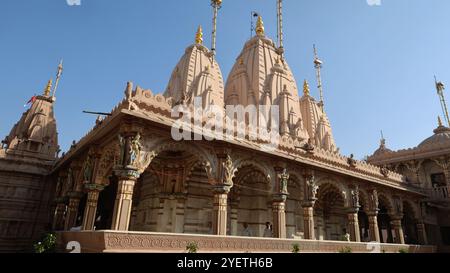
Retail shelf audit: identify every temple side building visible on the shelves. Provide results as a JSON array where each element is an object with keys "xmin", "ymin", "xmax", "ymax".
[{"xmin": 0, "ymin": 77, "xmax": 60, "ymax": 252}]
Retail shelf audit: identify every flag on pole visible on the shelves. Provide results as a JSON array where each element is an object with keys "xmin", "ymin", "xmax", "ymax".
[{"xmin": 24, "ymin": 95, "xmax": 37, "ymax": 107}]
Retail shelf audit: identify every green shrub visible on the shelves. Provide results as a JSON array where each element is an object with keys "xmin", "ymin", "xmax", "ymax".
[
  {"xmin": 186, "ymin": 242, "xmax": 199, "ymax": 253},
  {"xmin": 292, "ymin": 244, "xmax": 300, "ymax": 253},
  {"xmin": 338, "ymin": 246, "xmax": 353, "ymax": 253},
  {"xmin": 398, "ymin": 248, "xmax": 409, "ymax": 254},
  {"xmin": 34, "ymin": 233, "xmax": 57, "ymax": 253}
]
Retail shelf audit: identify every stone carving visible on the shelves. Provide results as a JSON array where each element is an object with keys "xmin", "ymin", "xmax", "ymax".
[
  {"xmin": 67, "ymin": 168, "xmax": 74, "ymax": 192},
  {"xmin": 118, "ymin": 133, "xmax": 143, "ymax": 168},
  {"xmin": 222, "ymin": 155, "xmax": 233, "ymax": 186},
  {"xmin": 369, "ymin": 189, "xmax": 379, "ymax": 211},
  {"xmin": 393, "ymin": 197, "xmax": 403, "ymax": 215},
  {"xmin": 279, "ymin": 169, "xmax": 289, "ymax": 195},
  {"xmin": 350, "ymin": 186, "xmax": 360, "ymax": 209},
  {"xmin": 380, "ymin": 165, "xmax": 389, "ymax": 177},
  {"xmin": 130, "ymin": 133, "xmax": 142, "ymax": 167},
  {"xmin": 83, "ymin": 153, "xmax": 94, "ymax": 183},
  {"xmin": 305, "ymin": 175, "xmax": 319, "ymax": 201}
]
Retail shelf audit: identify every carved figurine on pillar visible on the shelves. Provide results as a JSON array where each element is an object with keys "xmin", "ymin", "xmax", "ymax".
[
  {"xmin": 111, "ymin": 131, "xmax": 143, "ymax": 231},
  {"xmin": 272, "ymin": 168, "xmax": 290, "ymax": 239},
  {"xmin": 367, "ymin": 189, "xmax": 381, "ymax": 243},
  {"xmin": 348, "ymin": 186, "xmax": 361, "ymax": 242},
  {"xmin": 212, "ymin": 153, "xmax": 233, "ymax": 236},
  {"xmin": 302, "ymin": 171, "xmax": 318, "ymax": 240}
]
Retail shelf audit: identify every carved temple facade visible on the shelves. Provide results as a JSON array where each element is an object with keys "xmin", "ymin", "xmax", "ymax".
[{"xmin": 1, "ymin": 16, "xmax": 448, "ymax": 253}]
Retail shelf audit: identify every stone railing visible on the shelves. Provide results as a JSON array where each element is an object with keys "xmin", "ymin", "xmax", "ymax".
[
  {"xmin": 427, "ymin": 186, "xmax": 449, "ymax": 200},
  {"xmin": 57, "ymin": 231, "xmax": 436, "ymax": 253}
]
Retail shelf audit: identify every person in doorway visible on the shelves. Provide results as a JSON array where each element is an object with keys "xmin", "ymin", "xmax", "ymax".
[
  {"xmin": 263, "ymin": 222, "xmax": 273, "ymax": 238},
  {"xmin": 341, "ymin": 228, "xmax": 351, "ymax": 242},
  {"xmin": 242, "ymin": 222, "xmax": 253, "ymax": 237}
]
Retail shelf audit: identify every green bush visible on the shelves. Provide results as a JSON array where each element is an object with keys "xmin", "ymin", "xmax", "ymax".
[
  {"xmin": 186, "ymin": 242, "xmax": 199, "ymax": 253},
  {"xmin": 34, "ymin": 233, "xmax": 57, "ymax": 253},
  {"xmin": 338, "ymin": 246, "xmax": 353, "ymax": 253},
  {"xmin": 398, "ymin": 248, "xmax": 409, "ymax": 254},
  {"xmin": 292, "ymin": 244, "xmax": 300, "ymax": 253}
]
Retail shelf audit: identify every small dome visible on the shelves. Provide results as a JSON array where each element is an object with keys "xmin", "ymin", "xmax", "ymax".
[
  {"xmin": 164, "ymin": 28, "xmax": 224, "ymax": 109},
  {"xmin": 418, "ymin": 125, "xmax": 450, "ymax": 148}
]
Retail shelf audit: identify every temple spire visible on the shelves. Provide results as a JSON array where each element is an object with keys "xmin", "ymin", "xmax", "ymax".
[
  {"xmin": 195, "ymin": 25, "xmax": 203, "ymax": 45},
  {"xmin": 438, "ymin": 116, "xmax": 444, "ymax": 127},
  {"xmin": 303, "ymin": 80, "xmax": 310, "ymax": 97},
  {"xmin": 256, "ymin": 16, "xmax": 265, "ymax": 36},
  {"xmin": 51, "ymin": 59, "xmax": 63, "ymax": 101},
  {"xmin": 44, "ymin": 79, "xmax": 53, "ymax": 97}
]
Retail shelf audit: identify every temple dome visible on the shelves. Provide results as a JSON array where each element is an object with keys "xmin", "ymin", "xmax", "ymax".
[
  {"xmin": 418, "ymin": 123, "xmax": 450, "ymax": 148},
  {"xmin": 164, "ymin": 27, "xmax": 224, "ymax": 109}
]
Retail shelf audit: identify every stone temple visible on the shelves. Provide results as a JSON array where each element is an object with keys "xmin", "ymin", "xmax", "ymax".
[{"xmin": 0, "ymin": 2, "xmax": 449, "ymax": 253}]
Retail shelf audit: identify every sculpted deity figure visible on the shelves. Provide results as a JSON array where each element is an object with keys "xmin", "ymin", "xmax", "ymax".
[
  {"xmin": 222, "ymin": 155, "xmax": 233, "ymax": 186},
  {"xmin": 279, "ymin": 169, "xmax": 289, "ymax": 194},
  {"xmin": 83, "ymin": 154, "xmax": 94, "ymax": 183},
  {"xmin": 306, "ymin": 175, "xmax": 318, "ymax": 201},
  {"xmin": 67, "ymin": 168, "xmax": 74, "ymax": 192},
  {"xmin": 350, "ymin": 187, "xmax": 360, "ymax": 209},
  {"xmin": 129, "ymin": 133, "xmax": 142, "ymax": 167},
  {"xmin": 370, "ymin": 189, "xmax": 379, "ymax": 211}
]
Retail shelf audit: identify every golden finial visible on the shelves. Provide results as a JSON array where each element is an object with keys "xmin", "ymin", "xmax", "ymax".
[
  {"xmin": 303, "ymin": 80, "xmax": 310, "ymax": 96},
  {"xmin": 438, "ymin": 116, "xmax": 443, "ymax": 127},
  {"xmin": 44, "ymin": 79, "xmax": 53, "ymax": 96},
  {"xmin": 195, "ymin": 25, "xmax": 203, "ymax": 45},
  {"xmin": 256, "ymin": 16, "xmax": 265, "ymax": 36}
]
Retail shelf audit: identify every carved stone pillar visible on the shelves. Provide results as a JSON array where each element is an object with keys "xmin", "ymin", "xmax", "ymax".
[
  {"xmin": 348, "ymin": 209, "xmax": 361, "ymax": 242},
  {"xmin": 64, "ymin": 191, "xmax": 84, "ymax": 230},
  {"xmin": 111, "ymin": 168, "xmax": 140, "ymax": 231},
  {"xmin": 348, "ymin": 186, "xmax": 361, "ymax": 242},
  {"xmin": 229, "ymin": 200, "xmax": 239, "ymax": 236},
  {"xmin": 212, "ymin": 186, "xmax": 229, "ymax": 236},
  {"xmin": 272, "ymin": 195, "xmax": 287, "ymax": 238},
  {"xmin": 52, "ymin": 199, "xmax": 67, "ymax": 230},
  {"xmin": 390, "ymin": 216, "xmax": 405, "ymax": 244},
  {"xmin": 82, "ymin": 184, "xmax": 104, "ymax": 231},
  {"xmin": 302, "ymin": 203, "xmax": 315, "ymax": 240},
  {"xmin": 367, "ymin": 211, "xmax": 381, "ymax": 243},
  {"xmin": 416, "ymin": 221, "xmax": 428, "ymax": 245}
]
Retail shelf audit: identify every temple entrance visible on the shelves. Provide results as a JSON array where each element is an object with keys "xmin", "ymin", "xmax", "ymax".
[
  {"xmin": 95, "ymin": 175, "xmax": 118, "ymax": 230},
  {"xmin": 231, "ymin": 164, "xmax": 271, "ymax": 238},
  {"xmin": 130, "ymin": 149, "xmax": 213, "ymax": 235},
  {"xmin": 285, "ymin": 175, "xmax": 304, "ymax": 239},
  {"xmin": 358, "ymin": 207, "xmax": 370, "ymax": 242},
  {"xmin": 314, "ymin": 183, "xmax": 347, "ymax": 241},
  {"xmin": 402, "ymin": 201, "xmax": 418, "ymax": 244},
  {"xmin": 377, "ymin": 198, "xmax": 393, "ymax": 243}
]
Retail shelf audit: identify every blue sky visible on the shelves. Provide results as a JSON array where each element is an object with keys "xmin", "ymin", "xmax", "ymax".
[{"xmin": 1, "ymin": 0, "xmax": 449, "ymax": 159}]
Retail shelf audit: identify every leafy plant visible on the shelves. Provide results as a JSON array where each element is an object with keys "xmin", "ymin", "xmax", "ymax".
[
  {"xmin": 338, "ymin": 246, "xmax": 353, "ymax": 253},
  {"xmin": 398, "ymin": 248, "xmax": 409, "ymax": 254},
  {"xmin": 34, "ymin": 233, "xmax": 57, "ymax": 253},
  {"xmin": 292, "ymin": 244, "xmax": 300, "ymax": 253},
  {"xmin": 186, "ymin": 242, "xmax": 199, "ymax": 253}
]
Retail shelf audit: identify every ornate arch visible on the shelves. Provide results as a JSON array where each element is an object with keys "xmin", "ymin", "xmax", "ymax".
[
  {"xmin": 232, "ymin": 157, "xmax": 274, "ymax": 186},
  {"xmin": 358, "ymin": 188, "xmax": 370, "ymax": 210},
  {"xmin": 377, "ymin": 191, "xmax": 395, "ymax": 214},
  {"xmin": 315, "ymin": 176, "xmax": 349, "ymax": 207},
  {"xmin": 402, "ymin": 199, "xmax": 421, "ymax": 220},
  {"xmin": 138, "ymin": 137, "xmax": 218, "ymax": 183}
]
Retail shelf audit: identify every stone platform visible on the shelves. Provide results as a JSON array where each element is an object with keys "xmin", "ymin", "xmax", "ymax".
[{"xmin": 57, "ymin": 231, "xmax": 436, "ymax": 253}]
